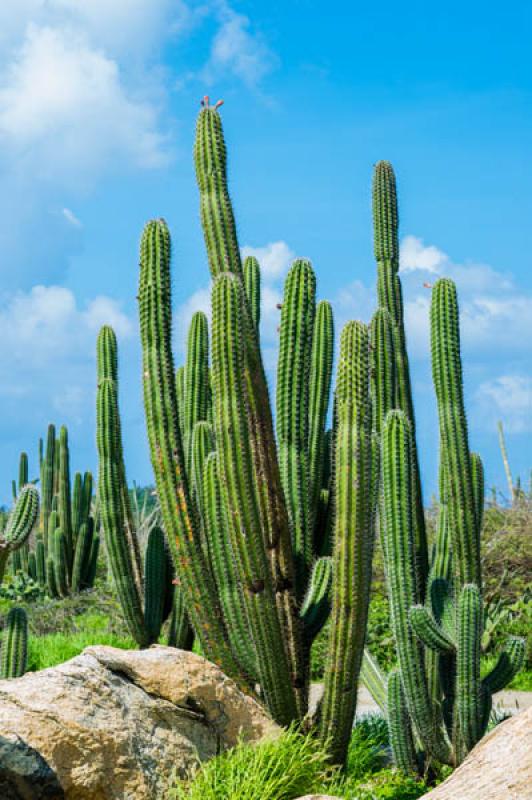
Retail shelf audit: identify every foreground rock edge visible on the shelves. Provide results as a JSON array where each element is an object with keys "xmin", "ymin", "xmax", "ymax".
[{"xmin": 0, "ymin": 645, "xmax": 279, "ymax": 800}]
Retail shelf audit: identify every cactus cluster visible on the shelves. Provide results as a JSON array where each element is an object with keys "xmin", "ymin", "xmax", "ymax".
[
  {"xmin": 96, "ymin": 100, "xmax": 377, "ymax": 760},
  {"xmin": 371, "ymin": 163, "xmax": 525, "ymax": 772},
  {"xmin": 95, "ymin": 103, "xmax": 524, "ymax": 769},
  {"xmin": 9, "ymin": 428, "xmax": 98, "ymax": 597},
  {"xmin": 96, "ymin": 326, "xmax": 187, "ymax": 649}
]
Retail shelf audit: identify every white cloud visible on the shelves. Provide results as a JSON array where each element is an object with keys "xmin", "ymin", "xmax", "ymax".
[
  {"xmin": 202, "ymin": 0, "xmax": 278, "ymax": 87},
  {"xmin": 62, "ymin": 207, "xmax": 82, "ymax": 227},
  {"xmin": 0, "ymin": 285, "xmax": 132, "ymax": 370},
  {"xmin": 396, "ymin": 235, "xmax": 532, "ymax": 358},
  {"xmin": 475, "ymin": 375, "xmax": 532, "ymax": 433},
  {"xmin": 241, "ymin": 241, "xmax": 295, "ymax": 282},
  {"xmin": 0, "ymin": 25, "xmax": 169, "ymax": 182}
]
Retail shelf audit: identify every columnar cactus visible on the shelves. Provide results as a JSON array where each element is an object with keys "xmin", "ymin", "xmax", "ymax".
[
  {"xmin": 0, "ymin": 486, "xmax": 39, "ymax": 583},
  {"xmin": 96, "ymin": 326, "xmax": 175, "ymax": 648},
  {"xmin": 0, "ymin": 607, "xmax": 28, "ymax": 679},
  {"xmin": 376, "ymin": 264, "xmax": 525, "ymax": 770},
  {"xmin": 9, "ymin": 427, "xmax": 97, "ymax": 597}
]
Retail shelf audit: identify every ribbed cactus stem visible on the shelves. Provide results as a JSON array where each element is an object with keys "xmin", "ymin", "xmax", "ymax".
[
  {"xmin": 97, "ymin": 326, "xmax": 143, "ymax": 596},
  {"xmin": 190, "ymin": 421, "xmax": 215, "ymax": 524},
  {"xmin": 370, "ymin": 308, "xmax": 396, "ymax": 436},
  {"xmin": 456, "ymin": 584, "xmax": 482, "ymax": 751},
  {"xmin": 387, "ymin": 668, "xmax": 418, "ymax": 774},
  {"xmin": 194, "ymin": 107, "xmax": 242, "ymax": 279},
  {"xmin": 300, "ymin": 556, "xmax": 332, "ymax": 643},
  {"xmin": 319, "ymin": 321, "xmax": 375, "ymax": 765},
  {"xmin": 194, "ymin": 106, "xmax": 304, "ymax": 710},
  {"xmin": 72, "ymin": 471, "xmax": 83, "ymax": 542},
  {"xmin": 18, "ymin": 452, "xmax": 28, "ymax": 491},
  {"xmin": 41, "ymin": 424, "xmax": 55, "ymax": 554},
  {"xmin": 138, "ymin": 218, "xmax": 240, "ymax": 675},
  {"xmin": 0, "ymin": 486, "xmax": 39, "ymax": 583},
  {"xmin": 53, "ymin": 528, "xmax": 69, "ymax": 597},
  {"xmin": 381, "ymin": 410, "xmax": 449, "ymax": 763},
  {"xmin": 276, "ymin": 259, "xmax": 316, "ymax": 599},
  {"xmin": 243, "ymin": 255, "xmax": 261, "ymax": 330},
  {"xmin": 202, "ymin": 451, "xmax": 255, "ymax": 681},
  {"xmin": 373, "ymin": 161, "xmax": 428, "ymax": 597},
  {"xmin": 71, "ymin": 521, "xmax": 93, "ymax": 593},
  {"xmin": 308, "ymin": 300, "xmax": 334, "ymax": 536},
  {"xmin": 431, "ymin": 279, "xmax": 479, "ymax": 589},
  {"xmin": 184, "ymin": 312, "xmax": 210, "ymax": 472},
  {"xmin": 58, "ymin": 426, "xmax": 73, "ymax": 574},
  {"xmin": 96, "ymin": 376, "xmax": 148, "ymax": 647},
  {"xmin": 1, "ymin": 607, "xmax": 28, "ymax": 679},
  {"xmin": 144, "ymin": 526, "xmax": 167, "ymax": 643},
  {"xmin": 212, "ymin": 272, "xmax": 298, "ymax": 724}
]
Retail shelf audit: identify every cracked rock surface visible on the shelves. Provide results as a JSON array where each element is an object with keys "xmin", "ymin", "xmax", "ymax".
[{"xmin": 0, "ymin": 645, "xmax": 279, "ymax": 800}]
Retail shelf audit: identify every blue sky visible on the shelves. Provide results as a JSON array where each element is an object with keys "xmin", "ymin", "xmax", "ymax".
[{"xmin": 0, "ymin": 0, "xmax": 530, "ymax": 503}]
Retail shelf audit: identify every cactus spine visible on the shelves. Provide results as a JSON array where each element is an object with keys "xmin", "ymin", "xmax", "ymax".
[{"xmin": 1, "ymin": 607, "xmax": 28, "ymax": 679}]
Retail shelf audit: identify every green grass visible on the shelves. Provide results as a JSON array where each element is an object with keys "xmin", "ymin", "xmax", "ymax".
[
  {"xmin": 27, "ymin": 621, "xmax": 135, "ymax": 671},
  {"xmin": 168, "ymin": 716, "xmax": 430, "ymax": 800}
]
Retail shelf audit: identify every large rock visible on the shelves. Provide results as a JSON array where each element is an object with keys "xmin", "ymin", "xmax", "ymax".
[
  {"xmin": 0, "ymin": 645, "xmax": 278, "ymax": 800},
  {"xmin": 420, "ymin": 705, "xmax": 532, "ymax": 799}
]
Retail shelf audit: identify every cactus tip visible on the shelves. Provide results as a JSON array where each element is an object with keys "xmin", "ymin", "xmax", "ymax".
[{"xmin": 214, "ymin": 99, "xmax": 224, "ymax": 109}]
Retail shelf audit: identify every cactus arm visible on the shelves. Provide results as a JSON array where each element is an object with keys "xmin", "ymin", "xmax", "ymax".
[
  {"xmin": 318, "ymin": 321, "xmax": 375, "ymax": 765},
  {"xmin": 409, "ymin": 605, "xmax": 456, "ymax": 653},
  {"xmin": 52, "ymin": 528, "xmax": 69, "ymax": 597},
  {"xmin": 470, "ymin": 452, "xmax": 484, "ymax": 550},
  {"xmin": 482, "ymin": 636, "xmax": 525, "ymax": 695},
  {"xmin": 0, "ymin": 608, "xmax": 28, "ymax": 679},
  {"xmin": 212, "ymin": 272, "xmax": 298, "ymax": 724},
  {"xmin": 300, "ymin": 556, "xmax": 332, "ymax": 644},
  {"xmin": 167, "ymin": 584, "xmax": 194, "ymax": 650},
  {"xmin": 138, "ymin": 219, "xmax": 242, "ymax": 675},
  {"xmin": 308, "ymin": 300, "xmax": 334, "ymax": 536},
  {"xmin": 276, "ymin": 259, "xmax": 316, "ymax": 598},
  {"xmin": 243, "ymin": 255, "xmax": 261, "ymax": 331},
  {"xmin": 387, "ymin": 668, "xmax": 418, "ymax": 774},
  {"xmin": 373, "ymin": 162, "xmax": 428, "ymax": 597},
  {"xmin": 456, "ymin": 584, "xmax": 483, "ymax": 752},
  {"xmin": 176, "ymin": 366, "xmax": 186, "ymax": 442},
  {"xmin": 71, "ymin": 472, "xmax": 83, "ymax": 544}
]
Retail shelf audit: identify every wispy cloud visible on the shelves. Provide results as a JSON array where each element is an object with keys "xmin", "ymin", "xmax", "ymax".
[
  {"xmin": 62, "ymin": 207, "xmax": 82, "ymax": 228},
  {"xmin": 475, "ymin": 375, "xmax": 532, "ymax": 434}
]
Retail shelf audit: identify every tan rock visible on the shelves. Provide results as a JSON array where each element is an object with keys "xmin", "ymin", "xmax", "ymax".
[
  {"xmin": 420, "ymin": 705, "xmax": 532, "ymax": 799},
  {"xmin": 0, "ymin": 645, "xmax": 279, "ymax": 800}
]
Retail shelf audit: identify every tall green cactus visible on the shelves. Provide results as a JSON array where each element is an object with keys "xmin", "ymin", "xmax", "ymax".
[
  {"xmin": 96, "ymin": 327, "xmax": 174, "ymax": 648},
  {"xmin": 378, "ymin": 274, "xmax": 525, "ymax": 772},
  {"xmin": 373, "ymin": 162, "xmax": 428, "ymax": 598},
  {"xmin": 1, "ymin": 607, "xmax": 28, "ymax": 679},
  {"xmin": 318, "ymin": 321, "xmax": 376, "ymax": 763}
]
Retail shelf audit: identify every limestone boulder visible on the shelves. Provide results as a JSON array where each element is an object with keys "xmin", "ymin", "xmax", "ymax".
[
  {"xmin": 0, "ymin": 645, "xmax": 278, "ymax": 800},
  {"xmin": 420, "ymin": 704, "xmax": 532, "ymax": 799}
]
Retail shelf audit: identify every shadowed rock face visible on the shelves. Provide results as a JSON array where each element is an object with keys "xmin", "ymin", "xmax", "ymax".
[
  {"xmin": 0, "ymin": 736, "xmax": 64, "ymax": 799},
  {"xmin": 0, "ymin": 645, "xmax": 279, "ymax": 800}
]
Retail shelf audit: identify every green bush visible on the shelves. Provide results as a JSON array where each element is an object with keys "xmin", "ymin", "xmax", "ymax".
[{"xmin": 330, "ymin": 769, "xmax": 429, "ymax": 800}]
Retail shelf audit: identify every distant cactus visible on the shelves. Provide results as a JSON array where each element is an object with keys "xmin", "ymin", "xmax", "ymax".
[
  {"xmin": 8, "ymin": 427, "xmax": 96, "ymax": 597},
  {"xmin": 1, "ymin": 607, "xmax": 28, "ymax": 679}
]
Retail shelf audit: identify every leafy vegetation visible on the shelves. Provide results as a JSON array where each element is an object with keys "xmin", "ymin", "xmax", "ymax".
[{"xmin": 168, "ymin": 719, "xmax": 430, "ymax": 800}]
